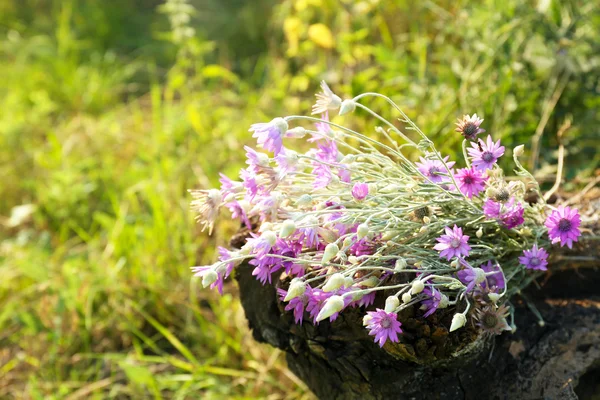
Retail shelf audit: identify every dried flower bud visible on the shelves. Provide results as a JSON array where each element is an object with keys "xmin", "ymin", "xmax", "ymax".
[
  {"xmin": 339, "ymin": 99, "xmax": 356, "ymax": 115},
  {"xmin": 323, "ymin": 272, "xmax": 345, "ymax": 292},
  {"xmin": 295, "ymin": 194, "xmax": 313, "ymax": 207},
  {"xmin": 402, "ymin": 292, "xmax": 412, "ymax": 304},
  {"xmin": 363, "ymin": 314, "xmax": 373, "ymax": 326},
  {"xmin": 385, "ymin": 296, "xmax": 400, "ymax": 313},
  {"xmin": 342, "ymin": 237, "xmax": 354, "ymax": 249},
  {"xmin": 394, "ymin": 258, "xmax": 407, "ymax": 271},
  {"xmin": 201, "ymin": 270, "xmax": 218, "ymax": 288},
  {"xmin": 411, "ymin": 280, "xmax": 425, "ymax": 295},
  {"xmin": 449, "ymin": 313, "xmax": 467, "ymax": 332},
  {"xmin": 316, "ymin": 295, "xmax": 345, "ymax": 321},
  {"xmin": 450, "ymin": 260, "xmax": 459, "ymax": 268},
  {"xmin": 357, "ymin": 223, "xmax": 369, "ymax": 239},
  {"xmin": 322, "ymin": 243, "xmax": 340, "ymax": 264},
  {"xmin": 279, "ymin": 220, "xmax": 296, "ymax": 238},
  {"xmin": 284, "ymin": 279, "xmax": 306, "ymax": 301}
]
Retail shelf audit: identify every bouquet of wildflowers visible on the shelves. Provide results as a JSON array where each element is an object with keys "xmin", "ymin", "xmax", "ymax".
[{"xmin": 191, "ymin": 82, "xmax": 582, "ymax": 348}]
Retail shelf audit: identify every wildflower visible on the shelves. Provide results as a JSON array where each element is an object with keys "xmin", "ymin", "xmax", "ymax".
[
  {"xmin": 500, "ymin": 201, "xmax": 524, "ymax": 229},
  {"xmin": 475, "ymin": 305, "xmax": 511, "ymax": 336},
  {"xmin": 284, "ymin": 278, "xmax": 307, "ymax": 301},
  {"xmin": 190, "ymin": 188, "xmax": 222, "ymax": 234},
  {"xmin": 480, "ymin": 261, "xmax": 505, "ymax": 292},
  {"xmin": 192, "ymin": 265, "xmax": 226, "ymax": 294},
  {"xmin": 250, "ymin": 117, "xmax": 288, "ymax": 155},
  {"xmin": 384, "ymin": 296, "xmax": 400, "ymax": 313},
  {"xmin": 312, "ymin": 81, "xmax": 342, "ymax": 115},
  {"xmin": 455, "ymin": 114, "xmax": 485, "ymax": 141},
  {"xmin": 279, "ymin": 220, "xmax": 297, "ymax": 238},
  {"xmin": 434, "ymin": 225, "xmax": 471, "ymax": 260},
  {"xmin": 410, "ymin": 279, "xmax": 425, "ymax": 295},
  {"xmin": 421, "ymin": 287, "xmax": 442, "ymax": 318},
  {"xmin": 278, "ymin": 288, "xmax": 309, "ymax": 324},
  {"xmin": 457, "ymin": 263, "xmax": 486, "ymax": 293},
  {"xmin": 449, "ymin": 313, "xmax": 467, "ymax": 332},
  {"xmin": 352, "ymin": 182, "xmax": 369, "ymax": 201},
  {"xmin": 518, "ymin": 244, "xmax": 549, "ymax": 271},
  {"xmin": 467, "ymin": 135, "xmax": 505, "ymax": 171},
  {"xmin": 321, "ymin": 243, "xmax": 340, "ymax": 264},
  {"xmin": 316, "ymin": 295, "xmax": 346, "ymax": 322},
  {"xmin": 274, "ymin": 148, "xmax": 299, "ymax": 175},
  {"xmin": 415, "ymin": 156, "xmax": 455, "ymax": 184},
  {"xmin": 350, "ymin": 291, "xmax": 376, "ymax": 308},
  {"xmin": 544, "ymin": 206, "xmax": 581, "ymax": 249},
  {"xmin": 365, "ymin": 309, "xmax": 403, "ymax": 347},
  {"xmin": 513, "ymin": 144, "xmax": 525, "ymax": 157},
  {"xmin": 455, "ymin": 167, "xmax": 487, "ymax": 198},
  {"xmin": 339, "ymin": 99, "xmax": 356, "ymax": 115},
  {"xmin": 323, "ymin": 272, "xmax": 345, "ymax": 292}
]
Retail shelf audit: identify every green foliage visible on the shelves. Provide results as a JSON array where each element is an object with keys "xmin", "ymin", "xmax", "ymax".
[{"xmin": 0, "ymin": 0, "xmax": 597, "ymax": 397}]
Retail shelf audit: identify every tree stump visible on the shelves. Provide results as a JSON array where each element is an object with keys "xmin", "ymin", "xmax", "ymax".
[{"xmin": 234, "ymin": 191, "xmax": 600, "ymax": 399}]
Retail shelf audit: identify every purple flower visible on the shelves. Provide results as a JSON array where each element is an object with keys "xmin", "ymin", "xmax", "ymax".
[
  {"xmin": 306, "ymin": 288, "xmax": 351, "ymax": 324},
  {"xmin": 278, "ymin": 288, "xmax": 309, "ymax": 324},
  {"xmin": 250, "ymin": 117, "xmax": 288, "ymax": 155},
  {"xmin": 455, "ymin": 114, "xmax": 485, "ymax": 141},
  {"xmin": 519, "ymin": 244, "xmax": 549, "ymax": 271},
  {"xmin": 249, "ymin": 239, "xmax": 302, "ymax": 284},
  {"xmin": 365, "ymin": 309, "xmax": 403, "ymax": 347},
  {"xmin": 350, "ymin": 291, "xmax": 376, "ymax": 308},
  {"xmin": 545, "ymin": 206, "xmax": 581, "ymax": 249},
  {"xmin": 480, "ymin": 261, "xmax": 505, "ymax": 292},
  {"xmin": 352, "ymin": 182, "xmax": 369, "ymax": 200},
  {"xmin": 192, "ymin": 265, "xmax": 225, "ymax": 294},
  {"xmin": 415, "ymin": 156, "xmax": 455, "ymax": 184},
  {"xmin": 483, "ymin": 198, "xmax": 502, "ymax": 219},
  {"xmin": 421, "ymin": 287, "xmax": 442, "ymax": 318},
  {"xmin": 434, "ymin": 225, "xmax": 471, "ymax": 260},
  {"xmin": 456, "ymin": 262, "xmax": 484, "ymax": 293},
  {"xmin": 500, "ymin": 201, "xmax": 524, "ymax": 229},
  {"xmin": 455, "ymin": 167, "xmax": 487, "ymax": 198},
  {"xmin": 467, "ymin": 135, "xmax": 505, "ymax": 171}
]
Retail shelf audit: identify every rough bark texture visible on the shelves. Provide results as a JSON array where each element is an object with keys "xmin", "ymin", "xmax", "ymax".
[{"xmin": 235, "ymin": 192, "xmax": 600, "ymax": 399}]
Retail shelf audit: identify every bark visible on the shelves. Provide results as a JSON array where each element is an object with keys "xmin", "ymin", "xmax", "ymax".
[{"xmin": 235, "ymin": 192, "xmax": 600, "ymax": 400}]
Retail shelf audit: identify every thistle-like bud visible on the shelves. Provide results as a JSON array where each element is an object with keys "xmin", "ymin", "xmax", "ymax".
[
  {"xmin": 385, "ymin": 296, "xmax": 400, "ymax": 313},
  {"xmin": 323, "ymin": 273, "xmax": 345, "ymax": 292},
  {"xmin": 316, "ymin": 295, "xmax": 345, "ymax": 321},
  {"xmin": 322, "ymin": 243, "xmax": 339, "ymax": 264},
  {"xmin": 339, "ymin": 99, "xmax": 357, "ymax": 115},
  {"xmin": 394, "ymin": 258, "xmax": 407, "ymax": 272},
  {"xmin": 402, "ymin": 292, "xmax": 412, "ymax": 304},
  {"xmin": 411, "ymin": 280, "xmax": 425, "ymax": 295},
  {"xmin": 279, "ymin": 220, "xmax": 296, "ymax": 238},
  {"xmin": 513, "ymin": 144, "xmax": 525, "ymax": 157},
  {"xmin": 449, "ymin": 313, "xmax": 467, "ymax": 332},
  {"xmin": 201, "ymin": 270, "xmax": 218, "ymax": 288},
  {"xmin": 476, "ymin": 227, "xmax": 483, "ymax": 238},
  {"xmin": 284, "ymin": 279, "xmax": 306, "ymax": 301},
  {"xmin": 357, "ymin": 223, "xmax": 369, "ymax": 240}
]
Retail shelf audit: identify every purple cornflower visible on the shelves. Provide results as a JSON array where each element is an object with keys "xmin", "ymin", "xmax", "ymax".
[
  {"xmin": 455, "ymin": 167, "xmax": 487, "ymax": 198},
  {"xmin": 278, "ymin": 287, "xmax": 309, "ymax": 324},
  {"xmin": 416, "ymin": 156, "xmax": 455, "ymax": 184},
  {"xmin": 434, "ymin": 225, "xmax": 471, "ymax": 260},
  {"xmin": 519, "ymin": 244, "xmax": 549, "ymax": 271},
  {"xmin": 455, "ymin": 114, "xmax": 485, "ymax": 141},
  {"xmin": 545, "ymin": 206, "xmax": 581, "ymax": 249},
  {"xmin": 365, "ymin": 309, "xmax": 403, "ymax": 347},
  {"xmin": 250, "ymin": 117, "xmax": 288, "ymax": 156},
  {"xmin": 467, "ymin": 135, "xmax": 505, "ymax": 171},
  {"xmin": 352, "ymin": 182, "xmax": 369, "ymax": 200},
  {"xmin": 480, "ymin": 261, "xmax": 505, "ymax": 292},
  {"xmin": 421, "ymin": 287, "xmax": 442, "ymax": 318}
]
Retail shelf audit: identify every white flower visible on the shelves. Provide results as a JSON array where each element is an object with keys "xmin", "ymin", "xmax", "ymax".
[
  {"xmin": 312, "ymin": 81, "xmax": 342, "ymax": 115},
  {"xmin": 190, "ymin": 188, "xmax": 222, "ymax": 234}
]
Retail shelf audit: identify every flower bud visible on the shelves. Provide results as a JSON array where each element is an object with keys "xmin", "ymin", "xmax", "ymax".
[
  {"xmin": 339, "ymin": 99, "xmax": 356, "ymax": 115},
  {"xmin": 342, "ymin": 237, "xmax": 353, "ymax": 249},
  {"xmin": 357, "ymin": 223, "xmax": 369, "ymax": 240},
  {"xmin": 488, "ymin": 293, "xmax": 501, "ymax": 304},
  {"xmin": 476, "ymin": 227, "xmax": 483, "ymax": 238},
  {"xmin": 318, "ymin": 228, "xmax": 338, "ymax": 244},
  {"xmin": 449, "ymin": 313, "xmax": 467, "ymax": 332},
  {"xmin": 450, "ymin": 260, "xmax": 459, "ymax": 268},
  {"xmin": 284, "ymin": 279, "xmax": 306, "ymax": 301},
  {"xmin": 385, "ymin": 296, "xmax": 400, "ymax": 313},
  {"xmin": 272, "ymin": 117, "xmax": 289, "ymax": 135},
  {"xmin": 394, "ymin": 258, "xmax": 407, "ymax": 272},
  {"xmin": 343, "ymin": 276, "xmax": 354, "ymax": 288},
  {"xmin": 348, "ymin": 256, "xmax": 359, "ymax": 265},
  {"xmin": 368, "ymin": 183, "xmax": 378, "ymax": 195},
  {"xmin": 361, "ymin": 276, "xmax": 380, "ymax": 288},
  {"xmin": 473, "ymin": 268, "xmax": 486, "ymax": 284},
  {"xmin": 411, "ymin": 280, "xmax": 425, "ymax": 295},
  {"xmin": 322, "ymin": 243, "xmax": 340, "ymax": 264},
  {"xmin": 439, "ymin": 294, "xmax": 449, "ymax": 309},
  {"xmin": 295, "ymin": 194, "xmax": 313, "ymax": 207},
  {"xmin": 513, "ymin": 144, "xmax": 525, "ymax": 157},
  {"xmin": 316, "ymin": 295, "xmax": 345, "ymax": 321},
  {"xmin": 279, "ymin": 220, "xmax": 296, "ymax": 238},
  {"xmin": 261, "ymin": 231, "xmax": 277, "ymax": 246},
  {"xmin": 363, "ymin": 314, "xmax": 373, "ymax": 326},
  {"xmin": 201, "ymin": 270, "xmax": 218, "ymax": 288},
  {"xmin": 285, "ymin": 126, "xmax": 307, "ymax": 138},
  {"xmin": 423, "ymin": 216, "xmax": 431, "ymax": 224},
  {"xmin": 323, "ymin": 273, "xmax": 345, "ymax": 292},
  {"xmin": 419, "ymin": 226, "xmax": 428, "ymax": 233},
  {"xmin": 402, "ymin": 292, "xmax": 412, "ymax": 304}
]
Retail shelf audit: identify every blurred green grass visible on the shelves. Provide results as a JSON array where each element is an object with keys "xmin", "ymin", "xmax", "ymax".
[{"xmin": 0, "ymin": 0, "xmax": 598, "ymax": 398}]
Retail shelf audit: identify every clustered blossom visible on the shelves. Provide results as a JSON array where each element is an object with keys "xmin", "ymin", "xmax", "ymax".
[{"xmin": 190, "ymin": 82, "xmax": 584, "ymax": 348}]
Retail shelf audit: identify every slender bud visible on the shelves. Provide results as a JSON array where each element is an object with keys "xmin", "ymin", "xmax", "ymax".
[
  {"xmin": 339, "ymin": 99, "xmax": 356, "ymax": 115},
  {"xmin": 322, "ymin": 243, "xmax": 339, "ymax": 264},
  {"xmin": 201, "ymin": 270, "xmax": 218, "ymax": 288},
  {"xmin": 279, "ymin": 220, "xmax": 296, "ymax": 238},
  {"xmin": 449, "ymin": 313, "xmax": 467, "ymax": 332},
  {"xmin": 385, "ymin": 296, "xmax": 400, "ymax": 313},
  {"xmin": 284, "ymin": 279, "xmax": 306, "ymax": 301},
  {"xmin": 476, "ymin": 227, "xmax": 483, "ymax": 238},
  {"xmin": 394, "ymin": 258, "xmax": 407, "ymax": 272},
  {"xmin": 402, "ymin": 292, "xmax": 412, "ymax": 304},
  {"xmin": 316, "ymin": 295, "xmax": 345, "ymax": 321},
  {"xmin": 473, "ymin": 268, "xmax": 486, "ymax": 284},
  {"xmin": 513, "ymin": 144, "xmax": 525, "ymax": 157},
  {"xmin": 411, "ymin": 280, "xmax": 425, "ymax": 295},
  {"xmin": 342, "ymin": 237, "xmax": 353, "ymax": 249},
  {"xmin": 323, "ymin": 273, "xmax": 345, "ymax": 292},
  {"xmin": 419, "ymin": 226, "xmax": 427, "ymax": 233},
  {"xmin": 357, "ymin": 223, "xmax": 369, "ymax": 239}
]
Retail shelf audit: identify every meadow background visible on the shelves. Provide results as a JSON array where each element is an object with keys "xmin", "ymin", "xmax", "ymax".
[{"xmin": 0, "ymin": 0, "xmax": 598, "ymax": 398}]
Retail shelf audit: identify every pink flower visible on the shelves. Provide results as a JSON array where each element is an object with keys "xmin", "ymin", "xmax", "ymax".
[
  {"xmin": 455, "ymin": 167, "xmax": 487, "ymax": 198},
  {"xmin": 365, "ymin": 309, "xmax": 403, "ymax": 347},
  {"xmin": 545, "ymin": 206, "xmax": 581, "ymax": 248},
  {"xmin": 415, "ymin": 156, "xmax": 455, "ymax": 184},
  {"xmin": 352, "ymin": 182, "xmax": 369, "ymax": 200},
  {"xmin": 434, "ymin": 225, "xmax": 471, "ymax": 260},
  {"xmin": 519, "ymin": 244, "xmax": 549, "ymax": 271},
  {"xmin": 467, "ymin": 135, "xmax": 505, "ymax": 171},
  {"xmin": 250, "ymin": 118, "xmax": 288, "ymax": 155}
]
